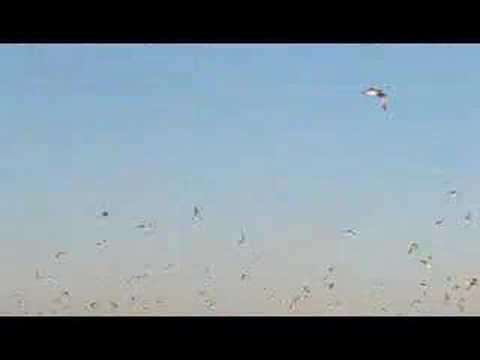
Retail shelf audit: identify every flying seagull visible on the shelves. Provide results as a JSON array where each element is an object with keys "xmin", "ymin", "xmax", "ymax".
[
  {"xmin": 342, "ymin": 228, "xmax": 358, "ymax": 237},
  {"xmin": 238, "ymin": 227, "xmax": 247, "ymax": 246},
  {"xmin": 54, "ymin": 251, "xmax": 68, "ymax": 261},
  {"xmin": 464, "ymin": 211, "xmax": 473, "ymax": 226},
  {"xmin": 466, "ymin": 277, "xmax": 478, "ymax": 291},
  {"xmin": 193, "ymin": 206, "xmax": 203, "ymax": 222},
  {"xmin": 407, "ymin": 241, "xmax": 419, "ymax": 255},
  {"xmin": 362, "ymin": 86, "xmax": 389, "ymax": 111}
]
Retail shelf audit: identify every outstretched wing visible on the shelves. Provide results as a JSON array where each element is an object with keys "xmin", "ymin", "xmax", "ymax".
[{"xmin": 380, "ymin": 96, "xmax": 388, "ymax": 111}]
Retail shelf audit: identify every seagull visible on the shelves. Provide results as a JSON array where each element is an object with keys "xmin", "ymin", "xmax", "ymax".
[
  {"xmin": 193, "ymin": 206, "xmax": 203, "ymax": 222},
  {"xmin": 419, "ymin": 255, "xmax": 433, "ymax": 270},
  {"xmin": 163, "ymin": 263, "xmax": 175, "ymax": 273},
  {"xmin": 86, "ymin": 301, "xmax": 98, "ymax": 311},
  {"xmin": 95, "ymin": 239, "xmax": 107, "ymax": 250},
  {"xmin": 444, "ymin": 292, "xmax": 451, "ymax": 304},
  {"xmin": 54, "ymin": 251, "xmax": 68, "ymax": 261},
  {"xmin": 109, "ymin": 301, "xmax": 119, "ymax": 310},
  {"xmin": 407, "ymin": 241, "xmax": 419, "ymax": 255},
  {"xmin": 238, "ymin": 228, "xmax": 247, "ymax": 246},
  {"xmin": 35, "ymin": 269, "xmax": 60, "ymax": 288},
  {"xmin": 136, "ymin": 220, "xmax": 154, "ymax": 229},
  {"xmin": 362, "ymin": 86, "xmax": 389, "ymax": 111},
  {"xmin": 342, "ymin": 228, "xmax": 357, "ymax": 237},
  {"xmin": 466, "ymin": 277, "xmax": 478, "ymax": 291},
  {"xmin": 446, "ymin": 189, "xmax": 461, "ymax": 203},
  {"xmin": 301, "ymin": 285, "xmax": 312, "ymax": 298},
  {"xmin": 204, "ymin": 298, "xmax": 216, "ymax": 310}
]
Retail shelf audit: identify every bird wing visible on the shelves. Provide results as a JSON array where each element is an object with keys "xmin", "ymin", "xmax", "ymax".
[{"xmin": 380, "ymin": 96, "xmax": 388, "ymax": 111}]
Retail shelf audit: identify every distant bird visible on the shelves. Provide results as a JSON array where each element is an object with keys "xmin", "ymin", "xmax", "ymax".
[
  {"xmin": 163, "ymin": 263, "xmax": 175, "ymax": 272},
  {"xmin": 101, "ymin": 211, "xmax": 109, "ymax": 217},
  {"xmin": 35, "ymin": 269, "xmax": 59, "ymax": 288},
  {"xmin": 96, "ymin": 239, "xmax": 107, "ymax": 248},
  {"xmin": 362, "ymin": 86, "xmax": 389, "ymax": 111},
  {"xmin": 109, "ymin": 301, "xmax": 119, "ymax": 310},
  {"xmin": 407, "ymin": 241, "xmax": 419, "ymax": 255},
  {"xmin": 302, "ymin": 285, "xmax": 312, "ymax": 296},
  {"xmin": 444, "ymin": 292, "xmax": 451, "ymax": 304},
  {"xmin": 87, "ymin": 301, "xmax": 98, "ymax": 310},
  {"xmin": 419, "ymin": 255, "xmax": 433, "ymax": 270},
  {"xmin": 466, "ymin": 277, "xmax": 478, "ymax": 291},
  {"xmin": 204, "ymin": 298, "xmax": 216, "ymax": 310},
  {"xmin": 434, "ymin": 218, "xmax": 445, "ymax": 226},
  {"xmin": 35, "ymin": 269, "xmax": 42, "ymax": 281},
  {"xmin": 419, "ymin": 280, "xmax": 428, "ymax": 287},
  {"xmin": 342, "ymin": 228, "xmax": 357, "ymax": 237},
  {"xmin": 193, "ymin": 206, "xmax": 203, "ymax": 222},
  {"xmin": 446, "ymin": 189, "xmax": 461, "ymax": 203},
  {"xmin": 54, "ymin": 251, "xmax": 68, "ymax": 261},
  {"xmin": 464, "ymin": 212, "xmax": 473, "ymax": 226},
  {"xmin": 135, "ymin": 221, "xmax": 155, "ymax": 233},
  {"xmin": 238, "ymin": 228, "xmax": 247, "ymax": 246}
]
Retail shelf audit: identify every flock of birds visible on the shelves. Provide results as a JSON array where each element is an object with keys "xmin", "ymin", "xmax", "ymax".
[{"xmin": 5, "ymin": 84, "xmax": 480, "ymax": 315}]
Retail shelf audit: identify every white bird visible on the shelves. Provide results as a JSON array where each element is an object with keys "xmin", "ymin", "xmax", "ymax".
[
  {"xmin": 407, "ymin": 241, "xmax": 419, "ymax": 255},
  {"xmin": 240, "ymin": 270, "xmax": 250, "ymax": 281},
  {"xmin": 446, "ymin": 189, "xmax": 462, "ymax": 203},
  {"xmin": 342, "ymin": 228, "xmax": 358, "ymax": 236},
  {"xmin": 362, "ymin": 86, "xmax": 389, "ymax": 111},
  {"xmin": 466, "ymin": 277, "xmax": 478, "ymax": 291},
  {"xmin": 238, "ymin": 228, "xmax": 247, "ymax": 246},
  {"xmin": 54, "ymin": 251, "xmax": 68, "ymax": 262}
]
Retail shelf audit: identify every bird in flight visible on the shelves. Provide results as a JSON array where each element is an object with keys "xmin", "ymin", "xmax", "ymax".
[
  {"xmin": 362, "ymin": 86, "xmax": 389, "ymax": 111},
  {"xmin": 54, "ymin": 251, "xmax": 68, "ymax": 262},
  {"xmin": 407, "ymin": 241, "xmax": 419, "ymax": 255},
  {"xmin": 238, "ymin": 227, "xmax": 247, "ymax": 246},
  {"xmin": 342, "ymin": 228, "xmax": 358, "ymax": 237},
  {"xmin": 193, "ymin": 206, "xmax": 203, "ymax": 222}
]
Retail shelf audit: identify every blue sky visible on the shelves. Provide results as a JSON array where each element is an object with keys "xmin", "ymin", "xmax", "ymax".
[{"xmin": 1, "ymin": 44, "xmax": 480, "ymax": 314}]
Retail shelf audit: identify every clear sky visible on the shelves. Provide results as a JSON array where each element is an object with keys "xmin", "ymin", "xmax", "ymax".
[{"xmin": 1, "ymin": 44, "xmax": 480, "ymax": 315}]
